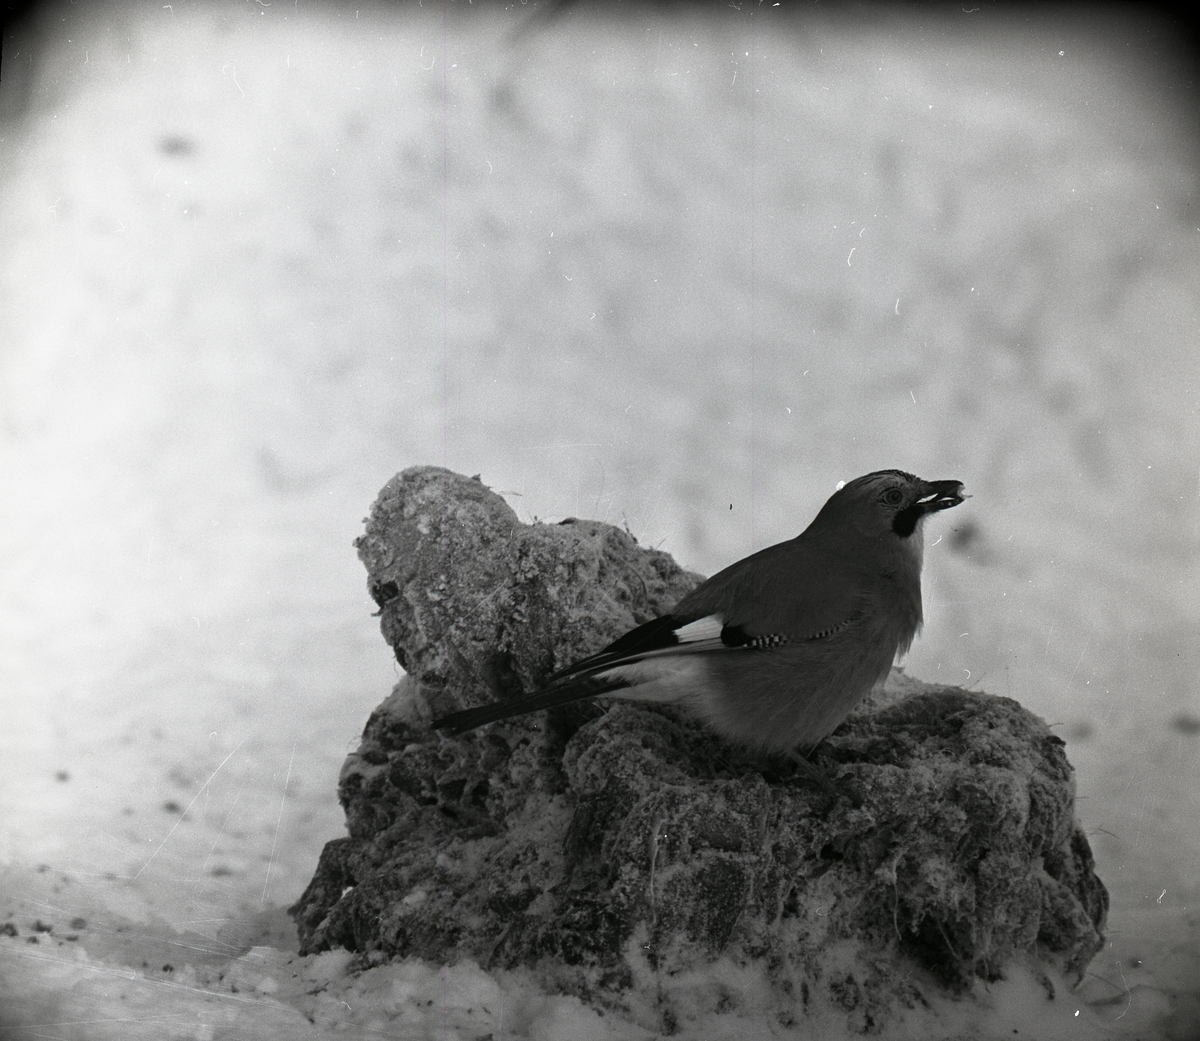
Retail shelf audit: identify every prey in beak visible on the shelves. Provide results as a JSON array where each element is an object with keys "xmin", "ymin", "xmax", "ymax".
[
  {"xmin": 917, "ymin": 480, "xmax": 967, "ymax": 514},
  {"xmin": 890, "ymin": 479, "xmax": 966, "ymax": 538}
]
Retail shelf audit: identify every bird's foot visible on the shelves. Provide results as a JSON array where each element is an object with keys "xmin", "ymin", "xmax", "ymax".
[{"xmin": 785, "ymin": 751, "xmax": 863, "ymax": 807}]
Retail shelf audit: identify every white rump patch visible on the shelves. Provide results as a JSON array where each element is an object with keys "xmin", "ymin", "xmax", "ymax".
[
  {"xmin": 673, "ymin": 614, "xmax": 725, "ymax": 644},
  {"xmin": 600, "ymin": 657, "xmax": 708, "ymax": 706}
]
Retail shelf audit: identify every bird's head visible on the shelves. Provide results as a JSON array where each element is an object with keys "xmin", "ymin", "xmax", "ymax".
[{"xmin": 811, "ymin": 469, "xmax": 966, "ymax": 543}]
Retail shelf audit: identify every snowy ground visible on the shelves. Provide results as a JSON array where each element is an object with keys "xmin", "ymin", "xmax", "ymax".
[{"xmin": 1, "ymin": 2, "xmax": 1198, "ymax": 1038}]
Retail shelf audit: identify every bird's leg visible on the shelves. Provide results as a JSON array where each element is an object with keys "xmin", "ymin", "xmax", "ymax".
[
  {"xmin": 785, "ymin": 750, "xmax": 862, "ymax": 807},
  {"xmin": 785, "ymin": 751, "xmax": 840, "ymax": 798}
]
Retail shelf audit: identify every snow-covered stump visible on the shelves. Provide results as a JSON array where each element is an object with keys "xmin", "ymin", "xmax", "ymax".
[{"xmin": 290, "ymin": 466, "xmax": 1108, "ymax": 1033}]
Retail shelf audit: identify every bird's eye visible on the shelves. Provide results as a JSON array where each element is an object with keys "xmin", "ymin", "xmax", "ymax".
[{"xmin": 882, "ymin": 488, "xmax": 904, "ymax": 506}]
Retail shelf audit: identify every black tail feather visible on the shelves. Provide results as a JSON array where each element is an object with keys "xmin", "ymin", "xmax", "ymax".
[
  {"xmin": 433, "ymin": 675, "xmax": 630, "ymax": 736},
  {"xmin": 544, "ymin": 613, "xmax": 683, "ymax": 683}
]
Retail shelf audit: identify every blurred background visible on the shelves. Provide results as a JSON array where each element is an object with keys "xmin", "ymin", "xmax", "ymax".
[{"xmin": 0, "ymin": 0, "xmax": 1197, "ymax": 1034}]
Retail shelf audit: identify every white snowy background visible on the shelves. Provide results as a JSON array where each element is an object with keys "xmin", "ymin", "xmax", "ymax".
[{"xmin": 0, "ymin": 1, "xmax": 1197, "ymax": 1038}]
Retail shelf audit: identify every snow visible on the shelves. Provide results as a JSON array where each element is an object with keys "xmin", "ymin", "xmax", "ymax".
[{"xmin": 1, "ymin": 2, "xmax": 1197, "ymax": 1038}]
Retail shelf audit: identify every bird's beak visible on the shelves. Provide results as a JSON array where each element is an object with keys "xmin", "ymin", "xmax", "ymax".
[{"xmin": 917, "ymin": 480, "xmax": 967, "ymax": 513}]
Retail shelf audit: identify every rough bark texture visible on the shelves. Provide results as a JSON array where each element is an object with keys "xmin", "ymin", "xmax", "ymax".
[{"xmin": 291, "ymin": 466, "xmax": 1108, "ymax": 1032}]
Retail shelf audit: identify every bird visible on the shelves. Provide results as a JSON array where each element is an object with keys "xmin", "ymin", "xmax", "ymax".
[{"xmin": 434, "ymin": 470, "xmax": 966, "ymax": 755}]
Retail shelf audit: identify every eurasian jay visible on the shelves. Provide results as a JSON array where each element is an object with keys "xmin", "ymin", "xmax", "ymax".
[{"xmin": 434, "ymin": 470, "xmax": 965, "ymax": 753}]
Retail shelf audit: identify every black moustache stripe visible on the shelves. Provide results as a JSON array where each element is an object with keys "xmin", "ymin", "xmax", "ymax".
[{"xmin": 892, "ymin": 503, "xmax": 924, "ymax": 537}]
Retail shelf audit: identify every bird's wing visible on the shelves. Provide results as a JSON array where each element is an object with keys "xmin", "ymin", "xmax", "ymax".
[
  {"xmin": 672, "ymin": 535, "xmax": 867, "ymax": 643},
  {"xmin": 527, "ymin": 536, "xmax": 866, "ymax": 688},
  {"xmin": 433, "ymin": 613, "xmax": 719, "ymax": 736},
  {"xmin": 543, "ymin": 611, "xmax": 720, "ymax": 681},
  {"xmin": 433, "ymin": 537, "xmax": 867, "ymax": 737}
]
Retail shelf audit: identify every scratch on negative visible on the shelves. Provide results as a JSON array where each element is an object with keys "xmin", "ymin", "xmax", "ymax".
[
  {"xmin": 262, "ymin": 743, "xmax": 297, "ymax": 906},
  {"xmin": 132, "ymin": 737, "xmax": 247, "ymax": 881}
]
